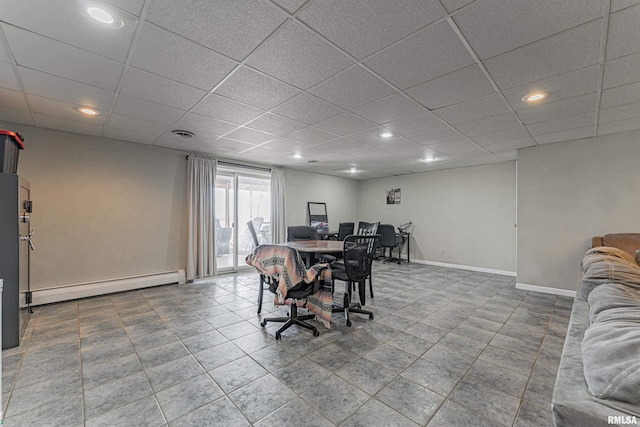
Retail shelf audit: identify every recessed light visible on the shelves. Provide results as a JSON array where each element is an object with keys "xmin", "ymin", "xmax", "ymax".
[
  {"xmin": 522, "ymin": 92, "xmax": 547, "ymax": 102},
  {"xmin": 80, "ymin": 1, "xmax": 124, "ymax": 28},
  {"xmin": 349, "ymin": 167, "xmax": 358, "ymax": 173},
  {"xmin": 292, "ymin": 153, "xmax": 302, "ymax": 159},
  {"xmin": 378, "ymin": 131, "xmax": 394, "ymax": 138},
  {"xmin": 87, "ymin": 7, "xmax": 114, "ymax": 24},
  {"xmin": 78, "ymin": 107, "xmax": 99, "ymax": 116},
  {"xmin": 422, "ymin": 157, "xmax": 436, "ymax": 162}
]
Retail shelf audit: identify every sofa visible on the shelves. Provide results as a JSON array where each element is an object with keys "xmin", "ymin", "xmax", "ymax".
[{"xmin": 552, "ymin": 233, "xmax": 640, "ymax": 426}]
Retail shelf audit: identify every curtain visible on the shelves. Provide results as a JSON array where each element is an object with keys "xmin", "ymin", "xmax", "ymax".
[
  {"xmin": 270, "ymin": 167, "xmax": 287, "ymax": 244},
  {"xmin": 187, "ymin": 155, "xmax": 217, "ymax": 281}
]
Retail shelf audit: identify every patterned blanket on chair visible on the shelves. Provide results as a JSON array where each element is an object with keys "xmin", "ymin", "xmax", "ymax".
[{"xmin": 246, "ymin": 245, "xmax": 333, "ymax": 328}]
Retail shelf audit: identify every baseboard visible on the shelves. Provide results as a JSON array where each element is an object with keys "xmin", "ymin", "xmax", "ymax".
[
  {"xmin": 30, "ymin": 270, "xmax": 186, "ymax": 306},
  {"xmin": 516, "ymin": 282, "xmax": 576, "ymax": 298},
  {"xmin": 411, "ymin": 259, "xmax": 516, "ymax": 277}
]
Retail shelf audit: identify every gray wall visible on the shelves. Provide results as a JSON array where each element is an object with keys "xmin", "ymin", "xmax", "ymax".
[
  {"xmin": 358, "ymin": 162, "xmax": 517, "ymax": 272},
  {"xmin": 517, "ymin": 131, "xmax": 640, "ymax": 291}
]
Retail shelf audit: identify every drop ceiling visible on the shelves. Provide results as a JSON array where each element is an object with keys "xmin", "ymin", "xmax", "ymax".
[{"xmin": 1, "ymin": 0, "xmax": 639, "ymax": 179}]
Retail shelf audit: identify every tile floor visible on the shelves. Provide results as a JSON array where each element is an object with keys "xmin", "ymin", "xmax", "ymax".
[{"xmin": 1, "ymin": 262, "xmax": 573, "ymax": 426}]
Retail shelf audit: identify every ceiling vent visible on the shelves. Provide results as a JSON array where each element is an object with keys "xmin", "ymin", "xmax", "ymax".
[
  {"xmin": 307, "ymin": 159, "xmax": 319, "ymax": 163},
  {"xmin": 171, "ymin": 129, "xmax": 195, "ymax": 139}
]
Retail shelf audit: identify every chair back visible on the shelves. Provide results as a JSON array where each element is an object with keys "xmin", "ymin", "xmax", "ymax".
[
  {"xmin": 378, "ymin": 224, "xmax": 397, "ymax": 248},
  {"xmin": 337, "ymin": 222, "xmax": 355, "ymax": 241},
  {"xmin": 287, "ymin": 225, "xmax": 318, "ymax": 241},
  {"xmin": 247, "ymin": 220, "xmax": 260, "ymax": 248},
  {"xmin": 357, "ymin": 221, "xmax": 379, "ymax": 235},
  {"xmin": 342, "ymin": 234, "xmax": 381, "ymax": 282}
]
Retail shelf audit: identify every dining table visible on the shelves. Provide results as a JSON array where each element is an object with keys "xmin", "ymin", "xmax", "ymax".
[{"xmin": 278, "ymin": 240, "xmax": 344, "ymax": 267}]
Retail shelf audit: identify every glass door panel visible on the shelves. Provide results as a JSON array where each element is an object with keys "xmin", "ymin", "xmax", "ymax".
[
  {"xmin": 238, "ymin": 175, "xmax": 271, "ymax": 265},
  {"xmin": 215, "ymin": 173, "xmax": 235, "ymax": 271}
]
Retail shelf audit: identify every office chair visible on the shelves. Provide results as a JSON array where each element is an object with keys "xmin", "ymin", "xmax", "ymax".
[
  {"xmin": 378, "ymin": 224, "xmax": 402, "ymax": 264},
  {"xmin": 331, "ymin": 234, "xmax": 381, "ymax": 327},
  {"xmin": 287, "ymin": 225, "xmax": 318, "ymax": 241},
  {"xmin": 248, "ymin": 220, "xmax": 268, "ymax": 315},
  {"xmin": 357, "ymin": 221, "xmax": 379, "ymax": 235},
  {"xmin": 246, "ymin": 245, "xmax": 332, "ymax": 340},
  {"xmin": 336, "ymin": 222, "xmax": 355, "ymax": 241}
]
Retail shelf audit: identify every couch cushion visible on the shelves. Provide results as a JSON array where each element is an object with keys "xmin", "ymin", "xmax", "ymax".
[
  {"xmin": 602, "ymin": 233, "xmax": 640, "ymax": 257},
  {"xmin": 583, "ymin": 283, "xmax": 640, "ymax": 417},
  {"xmin": 580, "ymin": 246, "xmax": 640, "ymax": 299}
]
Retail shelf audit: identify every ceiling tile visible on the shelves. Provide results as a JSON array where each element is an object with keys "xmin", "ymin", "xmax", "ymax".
[
  {"xmin": 376, "ymin": 138, "xmax": 427, "ymax": 155},
  {"xmin": 1, "ymin": 0, "xmax": 138, "ymax": 62},
  {"xmin": 120, "ymin": 67, "xmax": 207, "ymax": 110},
  {"xmin": 603, "ymin": 52, "xmax": 640, "ymax": 89},
  {"xmin": 131, "ymin": 23, "xmax": 237, "ymax": 91},
  {"xmin": 3, "ymin": 24, "xmax": 123, "ymax": 91},
  {"xmin": 454, "ymin": 0, "xmax": 602, "ymax": 60},
  {"xmin": 239, "ymin": 146, "xmax": 277, "ymax": 160},
  {"xmin": 433, "ymin": 93, "xmax": 511, "ymax": 125},
  {"xmin": 297, "ymin": 0, "xmax": 444, "ymax": 60},
  {"xmin": 534, "ymin": 126, "xmax": 595, "ymax": 144},
  {"xmin": 0, "ymin": 108, "xmax": 34, "ymax": 126},
  {"xmin": 405, "ymin": 65, "xmax": 495, "ymax": 109},
  {"xmin": 353, "ymin": 93, "xmax": 424, "ymax": 125},
  {"xmin": 502, "ymin": 66, "xmax": 599, "ymax": 110},
  {"xmin": 215, "ymin": 66, "xmax": 300, "ymax": 110},
  {"xmin": 113, "ymin": 95, "xmax": 186, "ymax": 124},
  {"xmin": 409, "ymin": 127, "xmax": 466, "ymax": 145},
  {"xmin": 493, "ymin": 150, "xmax": 518, "ymax": 161},
  {"xmin": 193, "ymin": 94, "xmax": 264, "ymax": 124},
  {"xmin": 0, "ymin": 62, "xmax": 22, "ymax": 91},
  {"xmin": 600, "ymin": 81, "xmax": 640, "ymax": 109},
  {"xmin": 347, "ymin": 146, "xmax": 402, "ymax": 160},
  {"xmin": 364, "ymin": 21, "xmax": 474, "ymax": 90},
  {"xmin": 459, "ymin": 154, "xmax": 502, "ymax": 165},
  {"xmin": 427, "ymin": 139, "xmax": 486, "ymax": 156},
  {"xmin": 286, "ymin": 127, "xmax": 337, "ymax": 144},
  {"xmin": 385, "ymin": 113, "xmax": 449, "ymax": 136},
  {"xmin": 440, "ymin": 0, "xmax": 475, "ymax": 13},
  {"xmin": 224, "ymin": 127, "xmax": 275, "ymax": 144},
  {"xmin": 516, "ymin": 93, "xmax": 597, "ymax": 125},
  {"xmin": 527, "ymin": 112, "xmax": 595, "ymax": 136},
  {"xmin": 204, "ymin": 137, "xmax": 255, "ymax": 153},
  {"xmin": 316, "ymin": 151, "xmax": 363, "ymax": 163},
  {"xmin": 313, "ymin": 112, "xmax": 376, "ymax": 136},
  {"xmin": 260, "ymin": 137, "xmax": 309, "ymax": 153},
  {"xmin": 146, "ymin": 0, "xmax": 286, "ymax": 61},
  {"xmin": 34, "ymin": 113, "xmax": 103, "ymax": 137},
  {"xmin": 347, "ymin": 127, "xmax": 402, "ymax": 144},
  {"xmin": 107, "ymin": 113, "xmax": 170, "ymax": 136},
  {"xmin": 153, "ymin": 136, "xmax": 205, "ymax": 152},
  {"xmin": 314, "ymin": 138, "xmax": 368, "ymax": 152},
  {"xmin": 610, "ymin": 0, "xmax": 640, "ymax": 13},
  {"xmin": 245, "ymin": 113, "xmax": 306, "ymax": 136},
  {"xmin": 195, "ymin": 144, "xmax": 233, "ymax": 156},
  {"xmin": 0, "ymin": 88, "xmax": 28, "ymax": 111},
  {"xmin": 598, "ymin": 117, "xmax": 640, "ymax": 136},
  {"xmin": 246, "ymin": 21, "xmax": 353, "ymax": 90},
  {"xmin": 455, "ymin": 113, "xmax": 522, "ymax": 137},
  {"xmin": 270, "ymin": 0, "xmax": 307, "ymax": 14},
  {"xmin": 606, "ymin": 4, "xmax": 640, "ymax": 60},
  {"xmin": 19, "ymin": 67, "xmax": 115, "ymax": 110},
  {"xmin": 307, "ymin": 65, "xmax": 395, "ymax": 110},
  {"xmin": 103, "ymin": 127, "xmax": 157, "ymax": 145},
  {"xmin": 297, "ymin": 145, "xmax": 336, "ymax": 159},
  {"xmin": 105, "ymin": 0, "xmax": 145, "ymax": 15},
  {"xmin": 484, "ymin": 21, "xmax": 601, "ymax": 90},
  {"xmin": 471, "ymin": 127, "xmax": 530, "ymax": 145},
  {"xmin": 272, "ymin": 93, "xmax": 343, "ymax": 125},
  {"xmin": 480, "ymin": 138, "xmax": 537, "ymax": 151},
  {"xmin": 27, "ymin": 94, "xmax": 106, "ymax": 124},
  {"xmin": 599, "ymin": 101, "xmax": 640, "ymax": 124},
  {"xmin": 172, "ymin": 113, "xmax": 237, "ymax": 136},
  {"xmin": 0, "ymin": 39, "xmax": 10, "ymax": 62}
]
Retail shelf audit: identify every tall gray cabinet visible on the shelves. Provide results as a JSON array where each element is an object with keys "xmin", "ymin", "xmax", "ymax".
[{"xmin": 0, "ymin": 174, "xmax": 32, "ymax": 349}]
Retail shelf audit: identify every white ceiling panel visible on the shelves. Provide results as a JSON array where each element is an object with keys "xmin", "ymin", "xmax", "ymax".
[
  {"xmin": 353, "ymin": 93, "xmax": 424, "ymax": 125},
  {"xmin": 297, "ymin": 0, "xmax": 444, "ymax": 60},
  {"xmin": 146, "ymin": 0, "xmax": 286, "ymax": 61},
  {"xmin": 455, "ymin": 113, "xmax": 522, "ymax": 137},
  {"xmin": 316, "ymin": 151, "xmax": 363, "ymax": 163},
  {"xmin": 260, "ymin": 137, "xmax": 308, "ymax": 153},
  {"xmin": 385, "ymin": 113, "xmax": 449, "ymax": 137},
  {"xmin": 34, "ymin": 113, "xmax": 103, "ymax": 137},
  {"xmin": 1, "ymin": 0, "xmax": 137, "ymax": 62},
  {"xmin": 113, "ymin": 95, "xmax": 185, "ymax": 125},
  {"xmin": 172, "ymin": 113, "xmax": 237, "ymax": 137},
  {"xmin": 239, "ymin": 146, "xmax": 277, "ymax": 160},
  {"xmin": 120, "ymin": 67, "xmax": 207, "ymax": 110},
  {"xmin": 440, "ymin": 0, "xmax": 475, "ymax": 13},
  {"xmin": 502, "ymin": 66, "xmax": 599, "ymax": 110},
  {"xmin": 27, "ymin": 95, "xmax": 106, "ymax": 125},
  {"xmin": 347, "ymin": 146, "xmax": 403, "ymax": 160},
  {"xmin": 0, "ymin": 88, "xmax": 28, "ymax": 111},
  {"xmin": 471, "ymin": 127, "xmax": 530, "ymax": 145},
  {"xmin": 0, "ymin": 108, "xmax": 34, "ymax": 126},
  {"xmin": 192, "ymin": 94, "xmax": 264, "ymax": 124},
  {"xmin": 526, "ymin": 112, "xmax": 595, "ymax": 136},
  {"xmin": 600, "ymin": 81, "xmax": 640, "ymax": 109},
  {"xmin": 493, "ymin": 150, "xmax": 518, "ymax": 161},
  {"xmin": 195, "ymin": 143, "xmax": 232, "ymax": 156},
  {"xmin": 314, "ymin": 112, "xmax": 376, "ymax": 136},
  {"xmin": 598, "ymin": 117, "xmax": 640, "ymax": 136},
  {"xmin": 484, "ymin": 20, "xmax": 601, "ymax": 90},
  {"xmin": 376, "ymin": 138, "xmax": 427, "ymax": 155},
  {"xmin": 153, "ymin": 136, "xmax": 206, "ymax": 151},
  {"xmin": 459, "ymin": 154, "xmax": 502, "ymax": 165},
  {"xmin": 131, "ymin": 23, "xmax": 237, "ymax": 91},
  {"xmin": 364, "ymin": 21, "xmax": 474, "ymax": 90},
  {"xmin": 599, "ymin": 101, "xmax": 640, "ymax": 123},
  {"xmin": 104, "ymin": 0, "xmax": 144, "ymax": 15},
  {"xmin": 270, "ymin": 0, "xmax": 308, "ymax": 14},
  {"xmin": 215, "ymin": 66, "xmax": 300, "ymax": 110},
  {"xmin": 433, "ymin": 93, "xmax": 511, "ymax": 125},
  {"xmin": 307, "ymin": 65, "xmax": 395, "ymax": 110},
  {"xmin": 516, "ymin": 93, "xmax": 597, "ymax": 125},
  {"xmin": 205, "ymin": 137, "xmax": 255, "ymax": 153},
  {"xmin": 610, "ymin": 0, "xmax": 640, "ymax": 13},
  {"xmin": 19, "ymin": 67, "xmax": 115, "ymax": 110},
  {"xmin": 409, "ymin": 128, "xmax": 466, "ymax": 145},
  {"xmin": 3, "ymin": 25, "xmax": 123, "ymax": 91},
  {"xmin": 603, "ymin": 52, "xmax": 640, "ymax": 89},
  {"xmin": 405, "ymin": 65, "xmax": 495, "ymax": 109},
  {"xmin": 480, "ymin": 138, "xmax": 537, "ymax": 151},
  {"xmin": 224, "ymin": 127, "xmax": 275, "ymax": 144},
  {"xmin": 286, "ymin": 127, "xmax": 337, "ymax": 144},
  {"xmin": 0, "ymin": 61, "xmax": 21, "ymax": 91},
  {"xmin": 314, "ymin": 138, "xmax": 368, "ymax": 152},
  {"xmin": 454, "ymin": 0, "xmax": 602, "ymax": 60},
  {"xmin": 0, "ymin": 40, "xmax": 10, "ymax": 62},
  {"xmin": 246, "ymin": 21, "xmax": 353, "ymax": 90},
  {"xmin": 347, "ymin": 128, "xmax": 402, "ymax": 144},
  {"xmin": 297, "ymin": 145, "xmax": 337, "ymax": 159},
  {"xmin": 427, "ymin": 139, "xmax": 486, "ymax": 156},
  {"xmin": 272, "ymin": 93, "xmax": 343, "ymax": 125},
  {"xmin": 107, "ymin": 113, "xmax": 170, "ymax": 136},
  {"xmin": 606, "ymin": 4, "xmax": 640, "ymax": 60},
  {"xmin": 534, "ymin": 126, "xmax": 595, "ymax": 144},
  {"xmin": 245, "ymin": 113, "xmax": 306, "ymax": 136},
  {"xmin": 103, "ymin": 127, "xmax": 157, "ymax": 145}
]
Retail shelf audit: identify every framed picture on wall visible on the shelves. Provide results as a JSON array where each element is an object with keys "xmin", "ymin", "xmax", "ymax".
[{"xmin": 386, "ymin": 188, "xmax": 401, "ymax": 205}]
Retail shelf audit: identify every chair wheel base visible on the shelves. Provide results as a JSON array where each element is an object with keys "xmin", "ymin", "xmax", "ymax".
[
  {"xmin": 346, "ymin": 319, "xmax": 352, "ymax": 327},
  {"xmin": 313, "ymin": 330, "xmax": 320, "ymax": 337},
  {"xmin": 369, "ymin": 313, "xmax": 374, "ymax": 320},
  {"xmin": 260, "ymin": 320, "xmax": 267, "ymax": 327},
  {"xmin": 275, "ymin": 332, "xmax": 281, "ymax": 340}
]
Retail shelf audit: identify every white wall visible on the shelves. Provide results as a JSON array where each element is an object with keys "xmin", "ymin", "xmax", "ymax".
[
  {"xmin": 358, "ymin": 162, "xmax": 517, "ymax": 272},
  {"xmin": 284, "ymin": 169, "xmax": 360, "ymax": 229},
  {"xmin": 517, "ymin": 131, "xmax": 640, "ymax": 292},
  {"xmin": 3, "ymin": 122, "xmax": 188, "ymax": 291}
]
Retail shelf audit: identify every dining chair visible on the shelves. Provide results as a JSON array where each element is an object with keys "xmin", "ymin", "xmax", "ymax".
[
  {"xmin": 247, "ymin": 220, "xmax": 268, "ymax": 315},
  {"xmin": 378, "ymin": 223, "xmax": 403, "ymax": 263},
  {"xmin": 337, "ymin": 222, "xmax": 355, "ymax": 241},
  {"xmin": 331, "ymin": 234, "xmax": 381, "ymax": 327},
  {"xmin": 287, "ymin": 225, "xmax": 318, "ymax": 241},
  {"xmin": 357, "ymin": 221, "xmax": 379, "ymax": 235}
]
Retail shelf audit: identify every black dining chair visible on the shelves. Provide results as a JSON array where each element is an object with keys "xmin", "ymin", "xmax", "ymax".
[
  {"xmin": 357, "ymin": 221, "xmax": 379, "ymax": 236},
  {"xmin": 287, "ymin": 225, "xmax": 318, "ymax": 241},
  {"xmin": 378, "ymin": 223, "xmax": 403, "ymax": 263},
  {"xmin": 248, "ymin": 220, "xmax": 269, "ymax": 315},
  {"xmin": 336, "ymin": 222, "xmax": 355, "ymax": 241},
  {"xmin": 331, "ymin": 234, "xmax": 381, "ymax": 327}
]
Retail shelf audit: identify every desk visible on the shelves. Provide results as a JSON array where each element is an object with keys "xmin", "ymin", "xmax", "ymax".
[
  {"xmin": 280, "ymin": 240, "xmax": 343, "ymax": 267},
  {"xmin": 399, "ymin": 232, "xmax": 410, "ymax": 263}
]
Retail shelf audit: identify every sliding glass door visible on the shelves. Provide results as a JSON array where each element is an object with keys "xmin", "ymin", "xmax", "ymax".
[{"xmin": 216, "ymin": 170, "xmax": 271, "ymax": 272}]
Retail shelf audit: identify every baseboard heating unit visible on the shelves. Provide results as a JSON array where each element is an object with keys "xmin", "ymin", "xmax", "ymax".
[{"xmin": 30, "ymin": 270, "xmax": 186, "ymax": 306}]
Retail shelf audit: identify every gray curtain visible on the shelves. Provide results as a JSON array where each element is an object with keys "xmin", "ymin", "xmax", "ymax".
[
  {"xmin": 270, "ymin": 168, "xmax": 286, "ymax": 244},
  {"xmin": 187, "ymin": 156, "xmax": 217, "ymax": 280}
]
